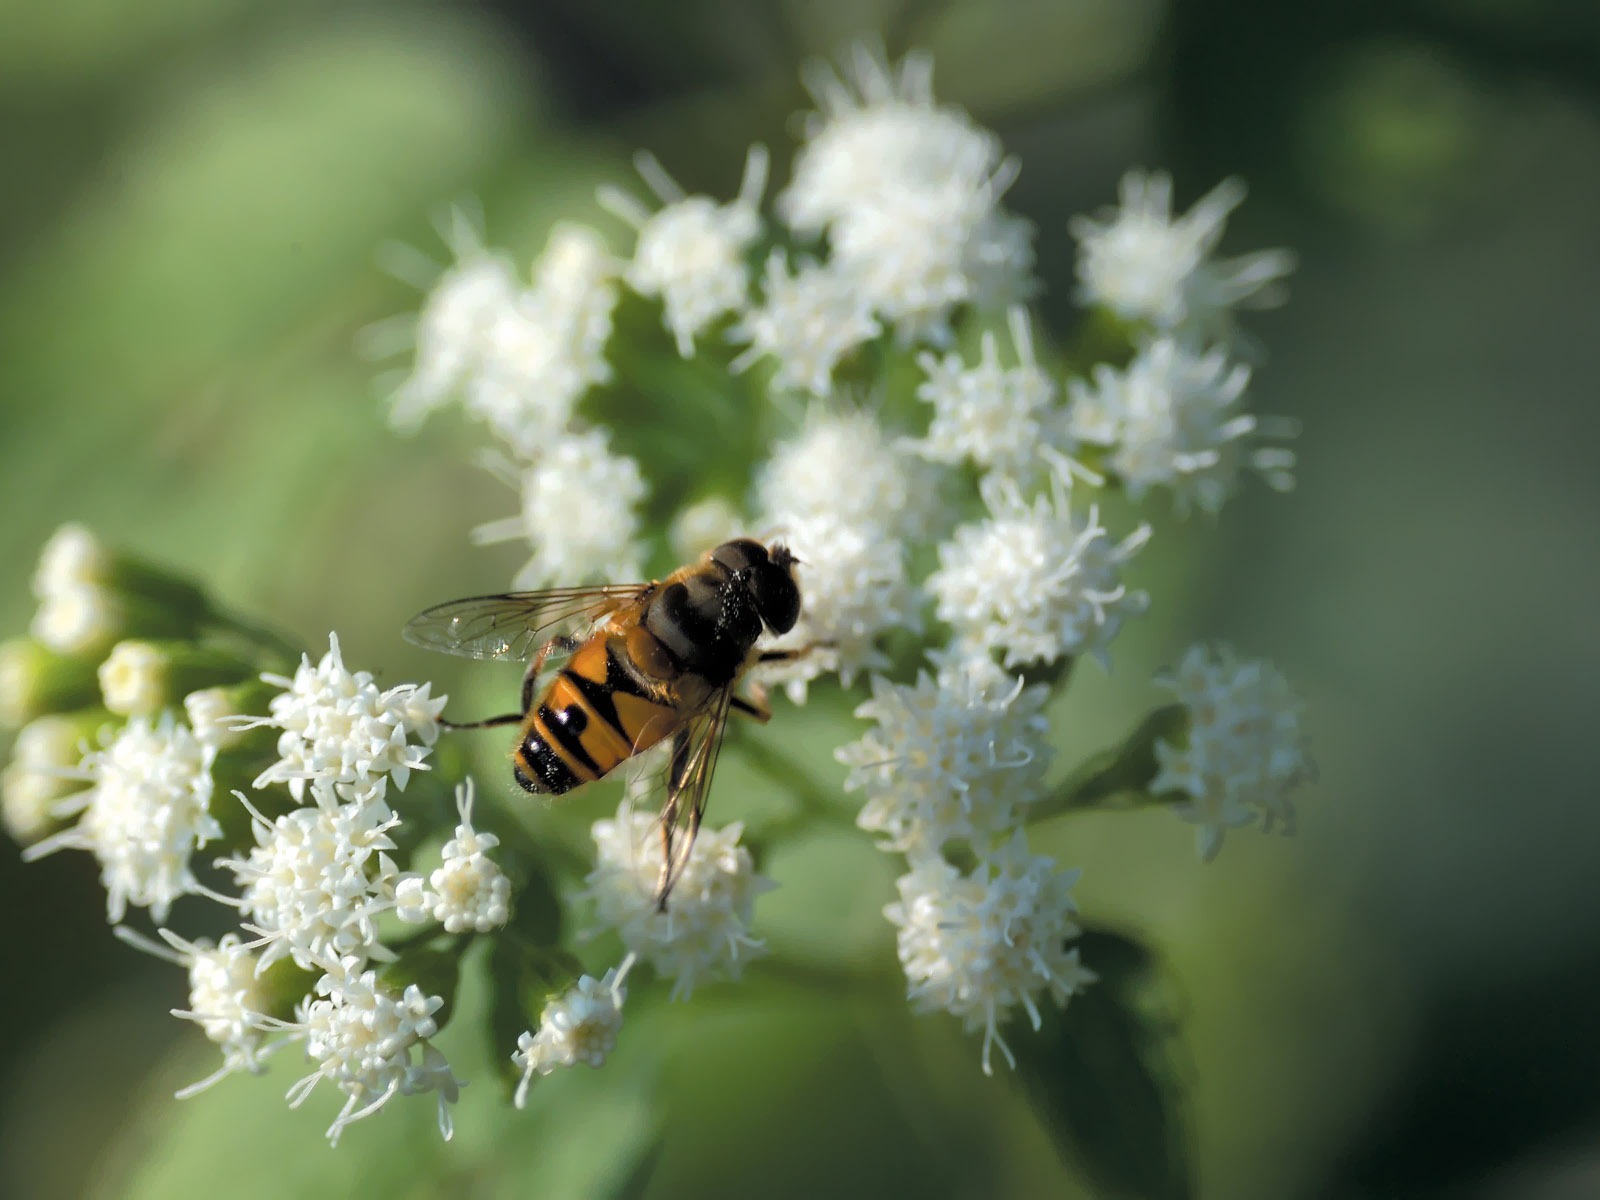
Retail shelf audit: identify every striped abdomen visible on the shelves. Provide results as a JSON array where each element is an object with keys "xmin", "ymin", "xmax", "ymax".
[{"xmin": 512, "ymin": 633, "xmax": 686, "ymax": 795}]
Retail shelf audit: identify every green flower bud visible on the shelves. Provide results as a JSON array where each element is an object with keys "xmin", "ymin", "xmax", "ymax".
[{"xmin": 0, "ymin": 637, "xmax": 100, "ymax": 728}]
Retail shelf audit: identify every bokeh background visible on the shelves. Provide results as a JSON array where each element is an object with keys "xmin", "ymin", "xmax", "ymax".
[{"xmin": 2, "ymin": 1, "xmax": 1598, "ymax": 1197}]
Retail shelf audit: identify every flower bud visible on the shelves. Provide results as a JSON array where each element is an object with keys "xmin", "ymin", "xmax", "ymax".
[
  {"xmin": 31, "ymin": 587, "xmax": 194, "ymax": 658},
  {"xmin": 0, "ymin": 638, "xmax": 100, "ymax": 728},
  {"xmin": 1, "ymin": 710, "xmax": 113, "ymax": 844},
  {"xmin": 32, "ymin": 523, "xmax": 210, "ymax": 617},
  {"xmin": 183, "ymin": 679, "xmax": 278, "ymax": 751},
  {"xmin": 97, "ymin": 641, "xmax": 255, "ymax": 718}
]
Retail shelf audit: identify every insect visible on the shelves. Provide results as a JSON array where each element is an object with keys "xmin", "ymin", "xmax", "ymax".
[{"xmin": 403, "ymin": 539, "xmax": 804, "ymax": 906}]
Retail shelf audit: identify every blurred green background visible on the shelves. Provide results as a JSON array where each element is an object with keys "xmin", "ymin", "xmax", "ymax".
[{"xmin": 3, "ymin": 1, "xmax": 1599, "ymax": 1197}]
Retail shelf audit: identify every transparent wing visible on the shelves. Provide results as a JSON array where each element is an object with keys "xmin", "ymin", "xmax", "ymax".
[
  {"xmin": 402, "ymin": 585, "xmax": 648, "ymax": 663},
  {"xmin": 655, "ymin": 686, "xmax": 736, "ymax": 908}
]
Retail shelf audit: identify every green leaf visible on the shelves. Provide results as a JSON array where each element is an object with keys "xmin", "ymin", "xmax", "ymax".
[{"xmin": 1012, "ymin": 927, "xmax": 1191, "ymax": 1200}]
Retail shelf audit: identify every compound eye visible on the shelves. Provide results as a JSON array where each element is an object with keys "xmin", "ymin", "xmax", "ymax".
[
  {"xmin": 750, "ymin": 564, "xmax": 801, "ymax": 635},
  {"xmin": 709, "ymin": 539, "xmax": 768, "ymax": 575}
]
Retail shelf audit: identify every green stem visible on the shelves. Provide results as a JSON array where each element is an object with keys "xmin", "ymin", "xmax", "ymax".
[{"xmin": 1030, "ymin": 704, "xmax": 1188, "ymax": 823}]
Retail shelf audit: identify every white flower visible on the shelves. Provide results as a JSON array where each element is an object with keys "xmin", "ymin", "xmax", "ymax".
[
  {"xmin": 472, "ymin": 431, "xmax": 648, "ymax": 589},
  {"xmin": 395, "ymin": 780, "xmax": 510, "ymax": 934},
  {"xmin": 729, "ymin": 253, "xmax": 880, "ymax": 397},
  {"xmin": 1069, "ymin": 170, "xmax": 1294, "ymax": 336},
  {"xmin": 1067, "ymin": 339, "xmax": 1296, "ymax": 513},
  {"xmin": 245, "ymin": 633, "xmax": 444, "ymax": 803},
  {"xmin": 512, "ymin": 964, "xmax": 630, "ymax": 1107},
  {"xmin": 1152, "ymin": 643, "xmax": 1312, "ymax": 861},
  {"xmin": 184, "ymin": 686, "xmax": 244, "ymax": 751},
  {"xmin": 114, "ymin": 926, "xmax": 280, "ymax": 1098},
  {"xmin": 22, "ymin": 713, "xmax": 217, "ymax": 922},
  {"xmin": 31, "ymin": 586, "xmax": 120, "ymax": 656},
  {"xmin": 780, "ymin": 45, "xmax": 1035, "ymax": 339},
  {"xmin": 220, "ymin": 785, "xmax": 403, "ymax": 971},
  {"xmin": 465, "ymin": 225, "xmax": 620, "ymax": 458},
  {"xmin": 926, "ymin": 476, "xmax": 1150, "ymax": 668},
  {"xmin": 601, "ymin": 147, "xmax": 767, "ymax": 356},
  {"xmin": 754, "ymin": 403, "xmax": 943, "ymax": 540},
  {"xmin": 838, "ymin": 662, "xmax": 1052, "ymax": 855},
  {"xmin": 912, "ymin": 307, "xmax": 1066, "ymax": 483},
  {"xmin": 98, "ymin": 640, "xmax": 166, "ymax": 717},
  {"xmin": 282, "ymin": 958, "xmax": 460, "ymax": 1145},
  {"xmin": 32, "ymin": 522, "xmax": 109, "ymax": 598},
  {"xmin": 752, "ymin": 513, "xmax": 917, "ymax": 703},
  {"xmin": 385, "ymin": 217, "xmax": 522, "ymax": 432},
  {"xmin": 581, "ymin": 803, "xmax": 773, "ymax": 1000},
  {"xmin": 885, "ymin": 834, "xmax": 1092, "ymax": 1075}
]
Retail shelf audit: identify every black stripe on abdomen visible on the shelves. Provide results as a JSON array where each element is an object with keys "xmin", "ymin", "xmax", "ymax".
[
  {"xmin": 521, "ymin": 735, "xmax": 579, "ymax": 794},
  {"xmin": 538, "ymin": 703, "xmax": 601, "ymax": 775}
]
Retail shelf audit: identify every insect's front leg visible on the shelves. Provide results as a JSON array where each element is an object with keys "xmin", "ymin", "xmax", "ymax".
[{"xmin": 730, "ymin": 683, "xmax": 772, "ymax": 724}]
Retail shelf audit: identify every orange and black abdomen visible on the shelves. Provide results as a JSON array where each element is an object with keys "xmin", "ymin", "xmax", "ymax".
[{"xmin": 512, "ymin": 634, "xmax": 684, "ymax": 796}]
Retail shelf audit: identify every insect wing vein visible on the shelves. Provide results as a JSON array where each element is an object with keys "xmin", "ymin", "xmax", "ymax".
[{"xmin": 403, "ymin": 585, "xmax": 646, "ymax": 662}]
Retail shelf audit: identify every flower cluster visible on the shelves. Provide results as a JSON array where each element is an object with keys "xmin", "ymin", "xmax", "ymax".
[
  {"xmin": 4, "ymin": 540, "xmax": 480, "ymax": 1143},
  {"xmin": 7, "ymin": 39, "xmax": 1320, "ymax": 1145}
]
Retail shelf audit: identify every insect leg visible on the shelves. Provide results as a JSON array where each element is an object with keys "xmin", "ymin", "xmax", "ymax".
[
  {"xmin": 521, "ymin": 635, "xmax": 580, "ymax": 712},
  {"xmin": 730, "ymin": 685, "xmax": 772, "ymax": 724},
  {"xmin": 756, "ymin": 642, "xmax": 833, "ymax": 664},
  {"xmin": 440, "ymin": 712, "xmax": 524, "ymax": 731}
]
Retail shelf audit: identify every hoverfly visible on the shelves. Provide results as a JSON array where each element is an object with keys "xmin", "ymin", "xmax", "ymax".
[{"xmin": 403, "ymin": 539, "xmax": 802, "ymax": 906}]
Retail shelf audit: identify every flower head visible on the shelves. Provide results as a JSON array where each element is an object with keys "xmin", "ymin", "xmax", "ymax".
[
  {"xmin": 115, "ymin": 925, "xmax": 280, "ymax": 1097},
  {"xmin": 754, "ymin": 403, "xmax": 943, "ymax": 540},
  {"xmin": 886, "ymin": 835, "xmax": 1092, "ymax": 1074},
  {"xmin": 751, "ymin": 513, "xmax": 917, "ymax": 703},
  {"xmin": 912, "ymin": 307, "xmax": 1063, "ymax": 483},
  {"xmin": 1152, "ymin": 643, "xmax": 1312, "ymax": 860},
  {"xmin": 838, "ymin": 662, "xmax": 1052, "ymax": 855},
  {"xmin": 221, "ymin": 785, "xmax": 403, "ymax": 971},
  {"xmin": 23, "ymin": 713, "xmax": 217, "ymax": 922},
  {"xmin": 780, "ymin": 45, "xmax": 1034, "ymax": 338},
  {"xmin": 395, "ymin": 779, "xmax": 511, "ymax": 934},
  {"xmin": 1068, "ymin": 339, "xmax": 1295, "ymax": 513},
  {"xmin": 464, "ymin": 225, "xmax": 620, "ymax": 458},
  {"xmin": 602, "ymin": 147, "xmax": 767, "ymax": 356},
  {"xmin": 283, "ymin": 958, "xmax": 459, "ymax": 1145},
  {"xmin": 385, "ymin": 224, "xmax": 521, "ymax": 432},
  {"xmin": 926, "ymin": 477, "xmax": 1150, "ymax": 668},
  {"xmin": 512, "ymin": 965, "xmax": 629, "ymax": 1107},
  {"xmin": 581, "ymin": 804, "xmax": 773, "ymax": 1000},
  {"xmin": 1069, "ymin": 170, "xmax": 1294, "ymax": 337},
  {"xmin": 247, "ymin": 633, "xmax": 444, "ymax": 803},
  {"xmin": 729, "ymin": 253, "xmax": 880, "ymax": 397},
  {"xmin": 472, "ymin": 430, "xmax": 648, "ymax": 589}
]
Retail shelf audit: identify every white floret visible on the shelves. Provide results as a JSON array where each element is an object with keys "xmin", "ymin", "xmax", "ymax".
[
  {"xmin": 926, "ymin": 476, "xmax": 1150, "ymax": 668},
  {"xmin": 580, "ymin": 804, "xmax": 773, "ymax": 1000},
  {"xmin": 22, "ymin": 713, "xmax": 218, "ymax": 923},
  {"xmin": 885, "ymin": 834, "xmax": 1093, "ymax": 1074}
]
